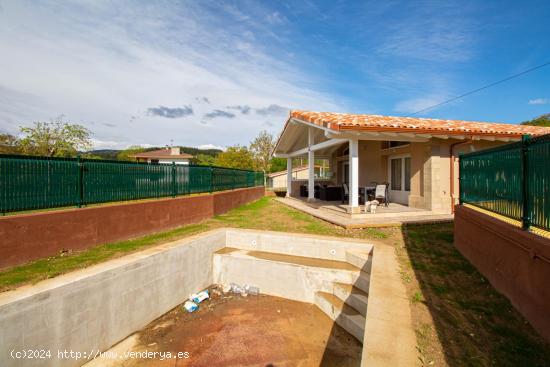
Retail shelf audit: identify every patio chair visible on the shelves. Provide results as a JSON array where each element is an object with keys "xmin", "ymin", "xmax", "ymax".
[
  {"xmin": 341, "ymin": 183, "xmax": 349, "ymax": 204},
  {"xmin": 375, "ymin": 183, "xmax": 389, "ymax": 207},
  {"xmin": 366, "ymin": 182, "xmax": 377, "ymax": 201}
]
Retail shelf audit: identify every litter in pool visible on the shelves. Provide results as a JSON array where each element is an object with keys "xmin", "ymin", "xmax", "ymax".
[
  {"xmin": 190, "ymin": 290, "xmax": 210, "ymax": 303},
  {"xmin": 229, "ymin": 282, "xmax": 260, "ymax": 296},
  {"xmin": 183, "ymin": 300, "xmax": 198, "ymax": 313}
]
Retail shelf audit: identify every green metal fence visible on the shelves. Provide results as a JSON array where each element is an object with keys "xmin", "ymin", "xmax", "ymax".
[
  {"xmin": 0, "ymin": 154, "xmax": 264, "ymax": 213},
  {"xmin": 459, "ymin": 134, "xmax": 550, "ymax": 231}
]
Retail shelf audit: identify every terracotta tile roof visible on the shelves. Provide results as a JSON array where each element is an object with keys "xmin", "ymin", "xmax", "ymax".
[
  {"xmin": 291, "ymin": 111, "xmax": 550, "ymax": 137},
  {"xmin": 132, "ymin": 148, "xmax": 193, "ymax": 159}
]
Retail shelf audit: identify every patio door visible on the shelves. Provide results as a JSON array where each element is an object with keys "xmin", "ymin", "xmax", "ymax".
[{"xmin": 388, "ymin": 155, "xmax": 411, "ymax": 205}]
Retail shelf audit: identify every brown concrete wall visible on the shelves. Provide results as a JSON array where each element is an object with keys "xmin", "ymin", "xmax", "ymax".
[
  {"xmin": 213, "ymin": 186, "xmax": 265, "ymax": 215},
  {"xmin": 0, "ymin": 186, "xmax": 265, "ymax": 269},
  {"xmin": 454, "ymin": 205, "xmax": 550, "ymax": 342}
]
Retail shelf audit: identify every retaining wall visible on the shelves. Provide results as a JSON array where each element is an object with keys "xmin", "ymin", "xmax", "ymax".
[
  {"xmin": 0, "ymin": 186, "xmax": 264, "ymax": 269},
  {"xmin": 454, "ymin": 205, "xmax": 550, "ymax": 342}
]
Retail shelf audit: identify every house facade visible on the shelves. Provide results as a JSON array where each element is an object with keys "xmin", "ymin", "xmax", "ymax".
[
  {"xmin": 131, "ymin": 147, "xmax": 193, "ymax": 165},
  {"xmin": 273, "ymin": 111, "xmax": 550, "ymax": 214}
]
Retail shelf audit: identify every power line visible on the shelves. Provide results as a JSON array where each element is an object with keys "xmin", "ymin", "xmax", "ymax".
[{"xmin": 407, "ymin": 60, "xmax": 550, "ymax": 116}]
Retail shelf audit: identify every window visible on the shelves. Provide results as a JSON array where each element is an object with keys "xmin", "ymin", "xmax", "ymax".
[
  {"xmin": 404, "ymin": 157, "xmax": 411, "ymax": 191},
  {"xmin": 391, "ymin": 159, "xmax": 402, "ymax": 190},
  {"xmin": 390, "ymin": 156, "xmax": 411, "ymax": 192}
]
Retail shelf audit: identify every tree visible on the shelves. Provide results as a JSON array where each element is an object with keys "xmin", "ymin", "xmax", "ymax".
[
  {"xmin": 0, "ymin": 133, "xmax": 20, "ymax": 154},
  {"xmin": 249, "ymin": 130, "xmax": 276, "ymax": 173},
  {"xmin": 194, "ymin": 153, "xmax": 216, "ymax": 166},
  {"xmin": 19, "ymin": 118, "xmax": 92, "ymax": 157},
  {"xmin": 214, "ymin": 145, "xmax": 255, "ymax": 170},
  {"xmin": 521, "ymin": 113, "xmax": 550, "ymax": 127},
  {"xmin": 269, "ymin": 157, "xmax": 287, "ymax": 173},
  {"xmin": 116, "ymin": 146, "xmax": 147, "ymax": 161}
]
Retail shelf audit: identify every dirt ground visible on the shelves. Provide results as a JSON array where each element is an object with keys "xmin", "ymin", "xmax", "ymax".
[{"xmin": 107, "ymin": 286, "xmax": 362, "ymax": 367}]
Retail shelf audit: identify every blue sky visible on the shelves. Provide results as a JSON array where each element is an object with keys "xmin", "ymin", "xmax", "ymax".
[{"xmin": 0, "ymin": 0, "xmax": 549, "ymax": 149}]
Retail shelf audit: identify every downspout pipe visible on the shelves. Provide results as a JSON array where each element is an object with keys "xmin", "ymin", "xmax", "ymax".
[{"xmin": 450, "ymin": 138, "xmax": 474, "ymax": 213}]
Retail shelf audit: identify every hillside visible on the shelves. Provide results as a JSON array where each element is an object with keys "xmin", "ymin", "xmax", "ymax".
[
  {"xmin": 89, "ymin": 146, "xmax": 222, "ymax": 161},
  {"xmin": 521, "ymin": 113, "xmax": 550, "ymax": 127}
]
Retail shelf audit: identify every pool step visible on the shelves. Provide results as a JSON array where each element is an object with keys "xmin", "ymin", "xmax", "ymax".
[
  {"xmin": 346, "ymin": 249, "xmax": 372, "ymax": 273},
  {"xmin": 314, "ymin": 291, "xmax": 366, "ymax": 343},
  {"xmin": 332, "ymin": 282, "xmax": 369, "ymax": 317},
  {"xmin": 350, "ymin": 270, "xmax": 371, "ymax": 294},
  {"xmin": 213, "ymin": 248, "xmax": 361, "ymax": 303}
]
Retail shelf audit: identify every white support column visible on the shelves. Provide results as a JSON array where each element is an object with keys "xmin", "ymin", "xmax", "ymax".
[
  {"xmin": 286, "ymin": 157, "xmax": 292, "ymax": 197},
  {"xmin": 349, "ymin": 139, "xmax": 359, "ymax": 213},
  {"xmin": 308, "ymin": 127, "xmax": 315, "ymax": 202}
]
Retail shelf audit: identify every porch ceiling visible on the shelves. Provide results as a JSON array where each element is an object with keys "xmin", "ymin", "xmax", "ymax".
[
  {"xmin": 273, "ymin": 119, "xmax": 343, "ymax": 158},
  {"xmin": 273, "ymin": 117, "xmax": 427, "ymax": 158}
]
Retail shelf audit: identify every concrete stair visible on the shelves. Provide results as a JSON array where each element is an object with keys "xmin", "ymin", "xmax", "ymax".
[
  {"xmin": 332, "ymin": 282, "xmax": 369, "ymax": 317},
  {"xmin": 314, "ymin": 291, "xmax": 366, "ymax": 343},
  {"xmin": 346, "ymin": 249, "xmax": 372, "ymax": 273},
  {"xmin": 213, "ymin": 248, "xmax": 361, "ymax": 302},
  {"xmin": 214, "ymin": 246, "xmax": 372, "ymax": 344}
]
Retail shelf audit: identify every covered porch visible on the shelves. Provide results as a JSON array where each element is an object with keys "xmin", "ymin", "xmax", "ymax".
[
  {"xmin": 273, "ymin": 114, "xmax": 434, "ymax": 216},
  {"xmin": 275, "ymin": 196, "xmax": 453, "ymax": 228}
]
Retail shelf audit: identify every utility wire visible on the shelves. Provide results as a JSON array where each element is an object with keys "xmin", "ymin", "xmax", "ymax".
[{"xmin": 407, "ymin": 60, "xmax": 550, "ymax": 116}]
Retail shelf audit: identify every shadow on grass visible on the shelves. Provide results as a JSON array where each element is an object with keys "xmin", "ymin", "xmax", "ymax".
[{"xmin": 400, "ymin": 223, "xmax": 550, "ymax": 367}]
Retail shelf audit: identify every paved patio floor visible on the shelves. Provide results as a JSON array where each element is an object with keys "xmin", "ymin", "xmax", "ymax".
[{"xmin": 276, "ymin": 197, "xmax": 453, "ymax": 228}]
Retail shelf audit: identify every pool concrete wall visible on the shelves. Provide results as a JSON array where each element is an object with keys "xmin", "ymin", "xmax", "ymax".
[
  {"xmin": 0, "ymin": 186, "xmax": 264, "ymax": 269},
  {"xmin": 0, "ymin": 228, "xmax": 416, "ymax": 367},
  {"xmin": 225, "ymin": 228, "xmax": 373, "ymax": 261},
  {"xmin": 218, "ymin": 229, "xmax": 374, "ymax": 302},
  {"xmin": 0, "ymin": 229, "xmax": 226, "ymax": 367}
]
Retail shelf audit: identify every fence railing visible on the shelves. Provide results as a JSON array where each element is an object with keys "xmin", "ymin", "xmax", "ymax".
[
  {"xmin": 0, "ymin": 154, "xmax": 264, "ymax": 213},
  {"xmin": 459, "ymin": 134, "xmax": 550, "ymax": 232}
]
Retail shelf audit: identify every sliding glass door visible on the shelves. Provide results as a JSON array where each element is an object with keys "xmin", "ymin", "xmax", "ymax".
[{"xmin": 388, "ymin": 155, "xmax": 411, "ymax": 205}]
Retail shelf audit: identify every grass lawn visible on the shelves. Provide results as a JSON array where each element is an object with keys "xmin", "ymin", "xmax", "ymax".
[
  {"xmin": 1, "ymin": 196, "xmax": 549, "ymax": 365},
  {"xmin": 399, "ymin": 223, "xmax": 550, "ymax": 366}
]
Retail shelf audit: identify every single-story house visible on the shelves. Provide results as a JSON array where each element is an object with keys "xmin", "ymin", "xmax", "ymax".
[
  {"xmin": 132, "ymin": 147, "xmax": 193, "ymax": 165},
  {"xmin": 267, "ymin": 164, "xmax": 329, "ymax": 189},
  {"xmin": 273, "ymin": 111, "xmax": 550, "ymax": 214}
]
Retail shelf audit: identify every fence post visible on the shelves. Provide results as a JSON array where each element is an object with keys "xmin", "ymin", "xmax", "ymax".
[
  {"xmin": 210, "ymin": 166, "xmax": 214, "ymax": 193},
  {"xmin": 77, "ymin": 155, "xmax": 84, "ymax": 208},
  {"xmin": 171, "ymin": 162, "xmax": 176, "ymax": 198},
  {"xmin": 521, "ymin": 134, "xmax": 530, "ymax": 230}
]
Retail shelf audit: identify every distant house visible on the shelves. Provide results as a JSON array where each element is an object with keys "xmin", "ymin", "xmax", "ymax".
[{"xmin": 131, "ymin": 147, "xmax": 193, "ymax": 165}]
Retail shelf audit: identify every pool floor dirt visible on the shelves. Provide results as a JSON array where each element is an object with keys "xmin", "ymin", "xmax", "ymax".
[{"xmin": 105, "ymin": 287, "xmax": 362, "ymax": 367}]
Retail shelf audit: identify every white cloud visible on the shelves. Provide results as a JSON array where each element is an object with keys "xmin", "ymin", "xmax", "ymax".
[
  {"xmin": 0, "ymin": 1, "xmax": 340, "ymax": 149},
  {"xmin": 90, "ymin": 138, "xmax": 153, "ymax": 150},
  {"xmin": 197, "ymin": 144, "xmax": 226, "ymax": 151},
  {"xmin": 528, "ymin": 98, "xmax": 549, "ymax": 105}
]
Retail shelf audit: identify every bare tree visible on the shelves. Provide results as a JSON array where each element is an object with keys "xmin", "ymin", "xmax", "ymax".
[
  {"xmin": 19, "ymin": 117, "xmax": 92, "ymax": 157},
  {"xmin": 249, "ymin": 130, "xmax": 276, "ymax": 177}
]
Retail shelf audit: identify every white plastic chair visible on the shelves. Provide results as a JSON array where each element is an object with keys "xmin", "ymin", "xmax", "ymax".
[{"xmin": 375, "ymin": 184, "xmax": 389, "ymax": 207}]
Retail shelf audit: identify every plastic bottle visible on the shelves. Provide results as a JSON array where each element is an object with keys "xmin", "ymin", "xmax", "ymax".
[{"xmin": 183, "ymin": 301, "xmax": 198, "ymax": 313}]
